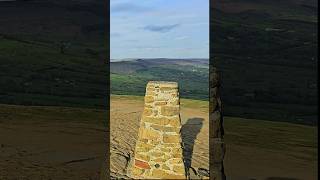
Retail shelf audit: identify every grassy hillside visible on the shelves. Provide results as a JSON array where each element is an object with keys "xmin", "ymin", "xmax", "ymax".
[
  {"xmin": 0, "ymin": 0, "xmax": 108, "ymax": 109},
  {"xmin": 211, "ymin": 0, "xmax": 318, "ymax": 125},
  {"xmin": 0, "ymin": 35, "xmax": 107, "ymax": 108},
  {"xmin": 110, "ymin": 59, "xmax": 209, "ymax": 100}
]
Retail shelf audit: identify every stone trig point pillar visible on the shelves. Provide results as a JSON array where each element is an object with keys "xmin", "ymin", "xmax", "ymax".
[
  {"xmin": 210, "ymin": 67, "xmax": 226, "ymax": 180},
  {"xmin": 129, "ymin": 81, "xmax": 186, "ymax": 179}
]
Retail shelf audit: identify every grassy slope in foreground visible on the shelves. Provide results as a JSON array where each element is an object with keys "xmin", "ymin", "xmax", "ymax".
[
  {"xmin": 0, "ymin": 103, "xmax": 107, "ymax": 179},
  {"xmin": 111, "ymin": 94, "xmax": 317, "ymax": 161},
  {"xmin": 0, "ymin": 104, "xmax": 107, "ymax": 126},
  {"xmin": 0, "ymin": 94, "xmax": 317, "ymax": 178},
  {"xmin": 110, "ymin": 94, "xmax": 209, "ymax": 112},
  {"xmin": 111, "ymin": 95, "xmax": 317, "ymax": 178}
]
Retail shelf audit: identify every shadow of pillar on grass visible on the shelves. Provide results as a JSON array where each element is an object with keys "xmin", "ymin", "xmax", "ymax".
[{"xmin": 181, "ymin": 117, "xmax": 204, "ymax": 178}]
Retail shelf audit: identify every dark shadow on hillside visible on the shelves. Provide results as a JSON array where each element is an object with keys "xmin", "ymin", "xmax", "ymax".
[{"xmin": 181, "ymin": 118, "xmax": 204, "ymax": 177}]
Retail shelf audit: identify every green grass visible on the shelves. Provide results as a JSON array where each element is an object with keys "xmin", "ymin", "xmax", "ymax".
[
  {"xmin": 224, "ymin": 116, "xmax": 318, "ymax": 161},
  {"xmin": 111, "ymin": 94, "xmax": 209, "ymax": 112},
  {"xmin": 7, "ymin": 92, "xmax": 315, "ymax": 158},
  {"xmin": 111, "ymin": 65, "xmax": 209, "ymax": 100},
  {"xmin": 109, "ymin": 93, "xmax": 317, "ymax": 162},
  {"xmin": 0, "ymin": 36, "xmax": 107, "ymax": 109},
  {"xmin": 1, "ymin": 93, "xmax": 317, "ymax": 163},
  {"xmin": 211, "ymin": 2, "xmax": 318, "ymax": 125},
  {"xmin": 0, "ymin": 104, "xmax": 107, "ymax": 126}
]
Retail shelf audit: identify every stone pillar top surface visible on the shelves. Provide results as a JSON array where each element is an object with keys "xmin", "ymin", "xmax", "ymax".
[{"xmin": 147, "ymin": 81, "xmax": 178, "ymax": 88}]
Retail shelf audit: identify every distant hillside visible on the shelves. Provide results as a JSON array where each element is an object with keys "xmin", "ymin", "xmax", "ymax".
[
  {"xmin": 0, "ymin": 0, "xmax": 107, "ymax": 108},
  {"xmin": 111, "ymin": 58, "xmax": 208, "ymax": 73},
  {"xmin": 0, "ymin": 0, "xmax": 106, "ymax": 45},
  {"xmin": 110, "ymin": 59, "xmax": 209, "ymax": 100},
  {"xmin": 211, "ymin": 0, "xmax": 318, "ymax": 125}
]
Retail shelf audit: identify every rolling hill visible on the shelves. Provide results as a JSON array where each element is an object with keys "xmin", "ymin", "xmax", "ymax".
[
  {"xmin": 0, "ymin": 0, "xmax": 108, "ymax": 108},
  {"xmin": 211, "ymin": 0, "xmax": 318, "ymax": 125},
  {"xmin": 110, "ymin": 58, "xmax": 209, "ymax": 100}
]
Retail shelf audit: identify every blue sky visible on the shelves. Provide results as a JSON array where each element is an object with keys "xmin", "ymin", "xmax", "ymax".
[{"xmin": 111, "ymin": 0, "xmax": 209, "ymax": 59}]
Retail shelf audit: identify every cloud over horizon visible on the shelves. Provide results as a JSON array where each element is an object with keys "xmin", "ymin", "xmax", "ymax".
[{"xmin": 143, "ymin": 24, "xmax": 180, "ymax": 33}]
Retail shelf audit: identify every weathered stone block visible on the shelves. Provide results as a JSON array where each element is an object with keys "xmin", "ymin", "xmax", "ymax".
[
  {"xmin": 171, "ymin": 93, "xmax": 178, "ymax": 98},
  {"xmin": 153, "ymin": 109, "xmax": 159, "ymax": 116},
  {"xmin": 168, "ymin": 116, "xmax": 181, "ymax": 126},
  {"xmin": 212, "ymin": 138, "xmax": 225, "ymax": 164},
  {"xmin": 169, "ymin": 99, "xmax": 179, "ymax": 105},
  {"xmin": 163, "ymin": 134, "xmax": 180, "ymax": 143},
  {"xmin": 147, "ymin": 83, "xmax": 155, "ymax": 88},
  {"xmin": 150, "ymin": 151, "xmax": 165, "ymax": 157},
  {"xmin": 168, "ymin": 158, "xmax": 183, "ymax": 164},
  {"xmin": 160, "ymin": 86, "xmax": 177, "ymax": 91},
  {"xmin": 155, "ymin": 101, "xmax": 167, "ymax": 106},
  {"xmin": 164, "ymin": 174, "xmax": 186, "ymax": 179},
  {"xmin": 146, "ymin": 87, "xmax": 155, "ymax": 92},
  {"xmin": 131, "ymin": 166, "xmax": 145, "ymax": 176},
  {"xmin": 172, "ymin": 152, "xmax": 183, "ymax": 158},
  {"xmin": 152, "ymin": 124, "xmax": 179, "ymax": 132},
  {"xmin": 145, "ymin": 95, "xmax": 154, "ymax": 103},
  {"xmin": 139, "ymin": 127, "xmax": 161, "ymax": 141},
  {"xmin": 135, "ymin": 153, "xmax": 150, "ymax": 162},
  {"xmin": 163, "ymin": 164, "xmax": 170, "ymax": 170},
  {"xmin": 172, "ymin": 148, "xmax": 182, "ymax": 154},
  {"xmin": 153, "ymin": 158, "xmax": 166, "ymax": 163},
  {"xmin": 160, "ymin": 148, "xmax": 171, "ymax": 153},
  {"xmin": 164, "ymin": 126, "xmax": 180, "ymax": 133},
  {"xmin": 173, "ymin": 165, "xmax": 185, "ymax": 174},
  {"xmin": 161, "ymin": 106, "xmax": 179, "ymax": 116},
  {"xmin": 157, "ymin": 81, "xmax": 178, "ymax": 88},
  {"xmin": 210, "ymin": 97, "xmax": 218, "ymax": 113},
  {"xmin": 143, "ymin": 108, "xmax": 153, "ymax": 116},
  {"xmin": 135, "ymin": 159, "xmax": 150, "ymax": 169},
  {"xmin": 210, "ymin": 110, "xmax": 222, "ymax": 138},
  {"xmin": 137, "ymin": 141, "xmax": 154, "ymax": 150},
  {"xmin": 163, "ymin": 143, "xmax": 180, "ymax": 148},
  {"xmin": 151, "ymin": 169, "xmax": 167, "ymax": 178},
  {"xmin": 146, "ymin": 91, "xmax": 156, "ymax": 96},
  {"xmin": 150, "ymin": 124, "xmax": 163, "ymax": 131},
  {"xmin": 143, "ymin": 117, "xmax": 170, "ymax": 126}
]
